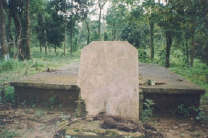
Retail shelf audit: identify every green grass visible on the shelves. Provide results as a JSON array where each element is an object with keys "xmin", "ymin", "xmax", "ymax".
[
  {"xmin": 0, "ymin": 47, "xmax": 81, "ymax": 104},
  {"xmin": 0, "ymin": 130, "xmax": 18, "ymax": 138},
  {"xmin": 0, "ymin": 47, "xmax": 81, "ymax": 85}
]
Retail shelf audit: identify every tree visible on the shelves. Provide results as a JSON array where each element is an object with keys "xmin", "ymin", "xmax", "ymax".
[
  {"xmin": 84, "ymin": 19, "xmax": 90, "ymax": 44},
  {"xmin": 33, "ymin": 0, "xmax": 48, "ymax": 54},
  {"xmin": 50, "ymin": 0, "xmax": 90, "ymax": 55},
  {"xmin": 25, "ymin": 0, "xmax": 31, "ymax": 59},
  {"xmin": 97, "ymin": 0, "xmax": 107, "ymax": 40},
  {"xmin": 7, "ymin": 0, "xmax": 22, "ymax": 59},
  {"xmin": 45, "ymin": 4, "xmax": 65, "ymax": 53},
  {"xmin": 157, "ymin": 1, "xmax": 181, "ymax": 67},
  {"xmin": 143, "ymin": 0, "xmax": 159, "ymax": 61},
  {"xmin": 0, "ymin": 0, "xmax": 9, "ymax": 60},
  {"xmin": 106, "ymin": 3, "xmax": 128, "ymax": 40}
]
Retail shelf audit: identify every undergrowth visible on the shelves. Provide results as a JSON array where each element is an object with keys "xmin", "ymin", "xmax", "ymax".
[{"xmin": 0, "ymin": 130, "xmax": 18, "ymax": 138}]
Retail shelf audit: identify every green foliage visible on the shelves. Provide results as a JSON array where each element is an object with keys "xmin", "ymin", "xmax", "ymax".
[
  {"xmin": 141, "ymin": 99, "xmax": 155, "ymax": 122},
  {"xmin": 0, "ymin": 130, "xmax": 17, "ymax": 138},
  {"xmin": 0, "ymin": 85, "xmax": 15, "ymax": 104},
  {"xmin": 177, "ymin": 104, "xmax": 199, "ymax": 118},
  {"xmin": 121, "ymin": 23, "xmax": 149, "ymax": 48},
  {"xmin": 196, "ymin": 111, "xmax": 208, "ymax": 123},
  {"xmin": 46, "ymin": 4, "xmax": 65, "ymax": 47},
  {"xmin": 49, "ymin": 96, "xmax": 57, "ymax": 105},
  {"xmin": 4, "ymin": 86, "xmax": 15, "ymax": 104},
  {"xmin": 138, "ymin": 49, "xmax": 150, "ymax": 63},
  {"xmin": 170, "ymin": 60, "xmax": 208, "ymax": 104},
  {"xmin": 0, "ymin": 48, "xmax": 81, "ymax": 103},
  {"xmin": 0, "ymin": 60, "xmax": 19, "ymax": 73},
  {"xmin": 177, "ymin": 104, "xmax": 208, "ymax": 124}
]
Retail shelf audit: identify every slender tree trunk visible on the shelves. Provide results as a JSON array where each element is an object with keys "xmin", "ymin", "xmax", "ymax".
[
  {"xmin": 150, "ymin": 22, "xmax": 154, "ymax": 61},
  {"xmin": 165, "ymin": 31, "xmax": 172, "ymax": 68},
  {"xmin": 98, "ymin": 6, "xmax": 102, "ymax": 40},
  {"xmin": 13, "ymin": 13, "xmax": 22, "ymax": 59},
  {"xmin": 0, "ymin": 0, "xmax": 9, "ymax": 60},
  {"xmin": 70, "ymin": 28, "xmax": 73, "ymax": 55},
  {"xmin": 54, "ymin": 45, "xmax": 56, "ymax": 53},
  {"xmin": 64, "ymin": 27, "xmax": 66, "ymax": 56},
  {"xmin": 63, "ymin": 0, "xmax": 67, "ymax": 56},
  {"xmin": 43, "ymin": 29, "xmax": 47, "ymax": 55},
  {"xmin": 114, "ymin": 29, "xmax": 117, "ymax": 40},
  {"xmin": 40, "ymin": 43, "xmax": 42, "ymax": 53},
  {"xmin": 190, "ymin": 34, "xmax": 195, "ymax": 67},
  {"xmin": 112, "ymin": 23, "xmax": 116, "ymax": 40},
  {"xmin": 185, "ymin": 39, "xmax": 190, "ymax": 65},
  {"xmin": 85, "ymin": 20, "xmax": 90, "ymax": 44},
  {"xmin": 25, "ymin": 0, "xmax": 31, "ymax": 59},
  {"xmin": 112, "ymin": 29, "xmax": 114, "ymax": 40},
  {"xmin": 45, "ymin": 41, "xmax": 48, "ymax": 55},
  {"xmin": 8, "ymin": 14, "xmax": 14, "ymax": 58}
]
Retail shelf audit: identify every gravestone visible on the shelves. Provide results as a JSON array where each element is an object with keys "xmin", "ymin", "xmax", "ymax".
[{"xmin": 78, "ymin": 41, "xmax": 139, "ymax": 123}]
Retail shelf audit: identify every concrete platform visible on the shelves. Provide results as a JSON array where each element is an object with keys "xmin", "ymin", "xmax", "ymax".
[
  {"xmin": 10, "ymin": 62, "xmax": 205, "ymax": 114},
  {"xmin": 139, "ymin": 63, "xmax": 205, "ymax": 114}
]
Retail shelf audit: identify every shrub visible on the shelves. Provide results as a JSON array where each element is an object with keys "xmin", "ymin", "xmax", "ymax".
[
  {"xmin": 141, "ymin": 99, "xmax": 155, "ymax": 122},
  {"xmin": 0, "ymin": 130, "xmax": 17, "ymax": 138},
  {"xmin": 0, "ymin": 86, "xmax": 15, "ymax": 104},
  {"xmin": 0, "ymin": 60, "xmax": 19, "ymax": 73}
]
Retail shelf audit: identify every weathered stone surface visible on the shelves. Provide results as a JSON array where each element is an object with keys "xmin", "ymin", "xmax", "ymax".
[{"xmin": 78, "ymin": 41, "xmax": 139, "ymax": 122}]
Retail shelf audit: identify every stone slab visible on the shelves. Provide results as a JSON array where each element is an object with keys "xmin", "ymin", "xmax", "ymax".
[
  {"xmin": 78, "ymin": 41, "xmax": 139, "ymax": 122},
  {"xmin": 10, "ymin": 62, "xmax": 205, "ymax": 95},
  {"xmin": 139, "ymin": 63, "xmax": 205, "ymax": 94}
]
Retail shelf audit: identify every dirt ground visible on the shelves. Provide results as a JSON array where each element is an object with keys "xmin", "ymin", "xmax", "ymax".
[{"xmin": 0, "ymin": 105, "xmax": 208, "ymax": 138}]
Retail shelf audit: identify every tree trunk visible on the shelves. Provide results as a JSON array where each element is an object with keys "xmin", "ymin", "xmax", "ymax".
[
  {"xmin": 45, "ymin": 41, "xmax": 48, "ymax": 55},
  {"xmin": 13, "ymin": 13, "xmax": 22, "ymax": 59},
  {"xmin": 0, "ymin": 0, "xmax": 9, "ymax": 60},
  {"xmin": 64, "ymin": 30, "xmax": 66, "ymax": 56},
  {"xmin": 40, "ymin": 43, "xmax": 42, "ymax": 53},
  {"xmin": 70, "ymin": 29, "xmax": 73, "ymax": 55},
  {"xmin": 64, "ymin": 21, "xmax": 67, "ymax": 56},
  {"xmin": 98, "ymin": 6, "xmax": 102, "ymax": 40},
  {"xmin": 190, "ymin": 34, "xmax": 195, "ymax": 67},
  {"xmin": 114, "ymin": 29, "xmax": 117, "ymax": 40},
  {"xmin": 165, "ymin": 31, "xmax": 172, "ymax": 68},
  {"xmin": 150, "ymin": 22, "xmax": 154, "ymax": 61},
  {"xmin": 112, "ymin": 23, "xmax": 116, "ymax": 40},
  {"xmin": 63, "ymin": 0, "xmax": 67, "ymax": 56},
  {"xmin": 19, "ymin": 0, "xmax": 30, "ymax": 60},
  {"xmin": 185, "ymin": 39, "xmax": 190, "ymax": 65},
  {"xmin": 85, "ymin": 20, "xmax": 90, "ymax": 44},
  {"xmin": 8, "ymin": 14, "xmax": 15, "ymax": 58},
  {"xmin": 54, "ymin": 45, "xmax": 56, "ymax": 53},
  {"xmin": 25, "ymin": 0, "xmax": 31, "ymax": 59}
]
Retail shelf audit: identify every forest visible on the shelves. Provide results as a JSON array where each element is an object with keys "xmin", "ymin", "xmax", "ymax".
[
  {"xmin": 0, "ymin": 0, "xmax": 208, "ymax": 137},
  {"xmin": 0, "ymin": 0, "xmax": 208, "ymax": 66}
]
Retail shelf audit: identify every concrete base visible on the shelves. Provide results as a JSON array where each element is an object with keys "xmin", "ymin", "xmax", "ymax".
[
  {"xmin": 11, "ymin": 62, "xmax": 205, "ymax": 117},
  {"xmin": 14, "ymin": 86, "xmax": 79, "ymax": 110},
  {"xmin": 143, "ymin": 92, "xmax": 201, "ymax": 115}
]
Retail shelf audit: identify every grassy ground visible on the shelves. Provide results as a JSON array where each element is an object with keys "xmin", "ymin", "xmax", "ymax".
[
  {"xmin": 0, "ymin": 47, "xmax": 81, "ymax": 85},
  {"xmin": 0, "ymin": 47, "xmax": 81, "ymax": 103}
]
